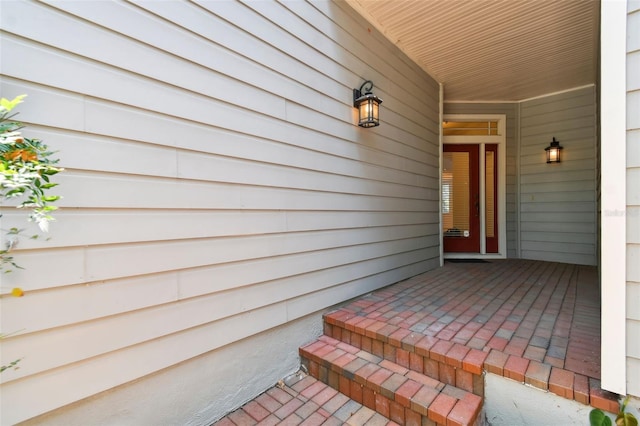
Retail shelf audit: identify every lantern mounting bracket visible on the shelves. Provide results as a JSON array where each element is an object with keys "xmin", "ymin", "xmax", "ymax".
[{"xmin": 353, "ymin": 80, "xmax": 374, "ymax": 106}]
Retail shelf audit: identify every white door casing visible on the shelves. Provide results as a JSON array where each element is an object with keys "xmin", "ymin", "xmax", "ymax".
[{"xmin": 442, "ymin": 114, "xmax": 507, "ymax": 259}]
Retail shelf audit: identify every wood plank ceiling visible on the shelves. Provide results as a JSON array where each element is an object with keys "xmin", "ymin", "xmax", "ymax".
[{"xmin": 346, "ymin": 0, "xmax": 600, "ymax": 102}]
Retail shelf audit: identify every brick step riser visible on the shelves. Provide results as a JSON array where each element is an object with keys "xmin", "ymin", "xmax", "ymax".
[
  {"xmin": 300, "ymin": 336, "xmax": 484, "ymax": 426},
  {"xmin": 323, "ymin": 316, "xmax": 621, "ymax": 414},
  {"xmin": 324, "ymin": 321, "xmax": 485, "ymax": 397},
  {"xmin": 300, "ymin": 354, "xmax": 432, "ymax": 426}
]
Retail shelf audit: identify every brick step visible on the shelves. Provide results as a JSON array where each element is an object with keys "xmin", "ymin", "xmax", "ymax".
[
  {"xmin": 213, "ymin": 373, "xmax": 401, "ymax": 425},
  {"xmin": 323, "ymin": 310, "xmax": 486, "ymax": 397},
  {"xmin": 300, "ymin": 335, "xmax": 483, "ymax": 426},
  {"xmin": 323, "ymin": 308, "xmax": 621, "ymax": 414}
]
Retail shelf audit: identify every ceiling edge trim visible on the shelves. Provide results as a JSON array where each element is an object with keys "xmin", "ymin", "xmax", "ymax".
[
  {"xmin": 518, "ymin": 84, "xmax": 596, "ymax": 103},
  {"xmin": 444, "ymin": 84, "xmax": 596, "ymax": 105},
  {"xmin": 444, "ymin": 100, "xmax": 519, "ymax": 104}
]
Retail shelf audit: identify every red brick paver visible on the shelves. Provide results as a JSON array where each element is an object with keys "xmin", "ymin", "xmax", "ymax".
[
  {"xmin": 428, "ymin": 393, "xmax": 457, "ymax": 425},
  {"xmin": 217, "ymin": 260, "xmax": 616, "ymax": 425},
  {"xmin": 324, "ymin": 260, "xmax": 611, "ymax": 407},
  {"xmin": 214, "ymin": 376, "xmax": 400, "ymax": 426}
]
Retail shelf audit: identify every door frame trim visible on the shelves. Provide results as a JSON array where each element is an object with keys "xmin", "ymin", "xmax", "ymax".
[{"xmin": 441, "ymin": 114, "xmax": 507, "ymax": 259}]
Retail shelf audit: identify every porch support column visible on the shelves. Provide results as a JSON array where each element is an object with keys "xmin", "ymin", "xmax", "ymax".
[{"xmin": 600, "ymin": 0, "xmax": 627, "ymax": 396}]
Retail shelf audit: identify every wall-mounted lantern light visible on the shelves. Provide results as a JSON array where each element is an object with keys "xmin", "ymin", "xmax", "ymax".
[
  {"xmin": 545, "ymin": 137, "xmax": 563, "ymax": 163},
  {"xmin": 353, "ymin": 80, "xmax": 382, "ymax": 128}
]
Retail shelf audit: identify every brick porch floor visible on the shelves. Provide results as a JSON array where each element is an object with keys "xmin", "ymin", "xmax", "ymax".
[{"xmin": 214, "ymin": 259, "xmax": 618, "ymax": 425}]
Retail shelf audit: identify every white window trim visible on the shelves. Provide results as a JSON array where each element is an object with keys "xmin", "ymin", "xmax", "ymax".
[{"xmin": 442, "ymin": 114, "xmax": 507, "ymax": 259}]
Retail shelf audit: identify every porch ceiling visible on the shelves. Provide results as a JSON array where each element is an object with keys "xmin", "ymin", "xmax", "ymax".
[{"xmin": 346, "ymin": 0, "xmax": 600, "ymax": 102}]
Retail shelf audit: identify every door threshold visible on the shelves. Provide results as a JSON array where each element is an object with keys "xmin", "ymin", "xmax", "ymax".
[{"xmin": 444, "ymin": 253, "xmax": 506, "ymax": 260}]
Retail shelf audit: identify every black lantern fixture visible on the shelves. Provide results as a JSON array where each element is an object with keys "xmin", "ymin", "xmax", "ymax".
[
  {"xmin": 545, "ymin": 137, "xmax": 563, "ymax": 163},
  {"xmin": 353, "ymin": 80, "xmax": 382, "ymax": 128}
]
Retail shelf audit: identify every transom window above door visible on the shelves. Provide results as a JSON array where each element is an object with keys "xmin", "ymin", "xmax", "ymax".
[{"xmin": 443, "ymin": 120, "xmax": 500, "ymax": 136}]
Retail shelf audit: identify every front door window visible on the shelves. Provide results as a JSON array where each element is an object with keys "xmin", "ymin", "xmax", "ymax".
[
  {"xmin": 442, "ymin": 143, "xmax": 499, "ymax": 254},
  {"xmin": 442, "ymin": 144, "xmax": 480, "ymax": 252},
  {"xmin": 485, "ymin": 144, "xmax": 498, "ymax": 253}
]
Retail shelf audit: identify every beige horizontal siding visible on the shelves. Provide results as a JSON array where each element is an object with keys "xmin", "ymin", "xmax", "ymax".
[{"xmin": 0, "ymin": 0, "xmax": 441, "ymax": 423}]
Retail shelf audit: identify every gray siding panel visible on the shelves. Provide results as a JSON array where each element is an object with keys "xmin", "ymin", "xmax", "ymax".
[
  {"xmin": 519, "ymin": 86, "xmax": 597, "ymax": 266},
  {"xmin": 444, "ymin": 88, "xmax": 597, "ymax": 266}
]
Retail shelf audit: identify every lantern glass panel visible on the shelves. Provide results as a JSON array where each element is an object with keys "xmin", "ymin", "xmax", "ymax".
[
  {"xmin": 357, "ymin": 97, "xmax": 379, "ymax": 127},
  {"xmin": 546, "ymin": 147, "xmax": 560, "ymax": 163}
]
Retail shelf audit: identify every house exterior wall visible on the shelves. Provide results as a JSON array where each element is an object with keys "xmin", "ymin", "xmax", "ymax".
[
  {"xmin": 444, "ymin": 88, "xmax": 598, "ymax": 267},
  {"xmin": 0, "ymin": 1, "xmax": 441, "ymax": 424},
  {"xmin": 443, "ymin": 103, "xmax": 519, "ymax": 258},
  {"xmin": 626, "ymin": 0, "xmax": 640, "ymax": 398},
  {"xmin": 519, "ymin": 86, "xmax": 598, "ymax": 266}
]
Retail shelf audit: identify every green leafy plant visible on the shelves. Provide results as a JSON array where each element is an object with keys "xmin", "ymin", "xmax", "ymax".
[
  {"xmin": 1, "ymin": 94, "xmax": 63, "ymax": 374},
  {"xmin": 1, "ymin": 94, "xmax": 63, "ymax": 272},
  {"xmin": 1, "ymin": 95, "xmax": 62, "ymax": 230},
  {"xmin": 590, "ymin": 396, "xmax": 638, "ymax": 426},
  {"xmin": 0, "ymin": 358, "xmax": 22, "ymax": 374},
  {"xmin": 0, "ymin": 330, "xmax": 23, "ymax": 373}
]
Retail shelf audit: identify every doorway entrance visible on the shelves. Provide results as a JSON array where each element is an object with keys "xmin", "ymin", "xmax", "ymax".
[
  {"xmin": 442, "ymin": 144, "xmax": 480, "ymax": 252},
  {"xmin": 442, "ymin": 115, "xmax": 506, "ymax": 258}
]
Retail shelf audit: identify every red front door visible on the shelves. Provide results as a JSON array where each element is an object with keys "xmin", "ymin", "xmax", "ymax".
[{"xmin": 442, "ymin": 144, "xmax": 480, "ymax": 253}]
